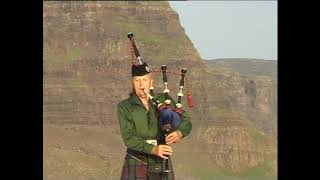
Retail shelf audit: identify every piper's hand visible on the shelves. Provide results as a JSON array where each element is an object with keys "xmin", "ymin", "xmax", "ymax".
[
  {"xmin": 165, "ymin": 130, "xmax": 183, "ymax": 145},
  {"xmin": 151, "ymin": 145, "xmax": 173, "ymax": 159}
]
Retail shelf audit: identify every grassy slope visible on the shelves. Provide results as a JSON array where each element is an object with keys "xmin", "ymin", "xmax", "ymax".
[{"xmin": 44, "ymin": 125, "xmax": 276, "ymax": 180}]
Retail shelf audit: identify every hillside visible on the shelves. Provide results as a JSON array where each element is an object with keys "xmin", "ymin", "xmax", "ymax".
[{"xmin": 204, "ymin": 58, "xmax": 277, "ymax": 80}]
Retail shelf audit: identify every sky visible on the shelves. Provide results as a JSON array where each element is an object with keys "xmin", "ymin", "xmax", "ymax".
[{"xmin": 168, "ymin": 1, "xmax": 277, "ymax": 60}]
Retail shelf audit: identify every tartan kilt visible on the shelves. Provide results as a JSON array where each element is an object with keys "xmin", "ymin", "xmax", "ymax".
[{"xmin": 120, "ymin": 153, "xmax": 175, "ymax": 180}]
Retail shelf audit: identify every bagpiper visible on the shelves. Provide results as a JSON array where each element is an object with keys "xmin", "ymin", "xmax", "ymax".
[{"xmin": 117, "ymin": 32, "xmax": 193, "ymax": 180}]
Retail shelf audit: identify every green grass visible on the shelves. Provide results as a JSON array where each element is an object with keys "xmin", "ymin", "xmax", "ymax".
[
  {"xmin": 236, "ymin": 161, "xmax": 276, "ymax": 180},
  {"xmin": 179, "ymin": 161, "xmax": 276, "ymax": 180},
  {"xmin": 248, "ymin": 127, "xmax": 268, "ymax": 144}
]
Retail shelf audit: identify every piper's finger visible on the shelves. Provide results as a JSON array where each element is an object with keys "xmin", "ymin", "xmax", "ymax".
[
  {"xmin": 161, "ymin": 145, "xmax": 173, "ymax": 150},
  {"xmin": 166, "ymin": 138, "xmax": 175, "ymax": 144},
  {"xmin": 166, "ymin": 135, "xmax": 176, "ymax": 142},
  {"xmin": 165, "ymin": 134, "xmax": 174, "ymax": 141},
  {"xmin": 166, "ymin": 141, "xmax": 173, "ymax": 145},
  {"xmin": 162, "ymin": 151, "xmax": 173, "ymax": 156},
  {"xmin": 168, "ymin": 135, "xmax": 178, "ymax": 142},
  {"xmin": 161, "ymin": 147, "xmax": 173, "ymax": 153},
  {"xmin": 159, "ymin": 154, "xmax": 169, "ymax": 159}
]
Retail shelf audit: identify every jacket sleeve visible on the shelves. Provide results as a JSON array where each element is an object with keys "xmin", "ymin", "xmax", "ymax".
[
  {"xmin": 117, "ymin": 102, "xmax": 154, "ymax": 154},
  {"xmin": 177, "ymin": 109, "xmax": 192, "ymax": 138}
]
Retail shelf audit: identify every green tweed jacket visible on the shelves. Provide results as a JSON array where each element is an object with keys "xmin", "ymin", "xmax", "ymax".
[{"xmin": 117, "ymin": 92, "xmax": 192, "ymax": 155}]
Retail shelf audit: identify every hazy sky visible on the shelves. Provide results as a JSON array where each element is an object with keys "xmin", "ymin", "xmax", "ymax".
[{"xmin": 169, "ymin": 1, "xmax": 277, "ymax": 60}]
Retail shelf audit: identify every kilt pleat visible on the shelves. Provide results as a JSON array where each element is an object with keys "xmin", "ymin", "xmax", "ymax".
[{"xmin": 120, "ymin": 153, "xmax": 175, "ymax": 180}]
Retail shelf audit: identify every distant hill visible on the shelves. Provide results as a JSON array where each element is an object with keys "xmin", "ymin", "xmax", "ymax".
[{"xmin": 204, "ymin": 58, "xmax": 277, "ymax": 80}]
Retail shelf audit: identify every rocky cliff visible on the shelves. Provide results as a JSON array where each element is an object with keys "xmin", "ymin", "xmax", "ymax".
[
  {"xmin": 205, "ymin": 59, "xmax": 277, "ymax": 80},
  {"xmin": 44, "ymin": 1, "xmax": 277, "ymax": 179},
  {"xmin": 44, "ymin": 1, "xmax": 201, "ymax": 126}
]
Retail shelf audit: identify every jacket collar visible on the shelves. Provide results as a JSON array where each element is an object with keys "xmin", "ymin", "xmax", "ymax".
[{"xmin": 128, "ymin": 92, "xmax": 144, "ymax": 106}]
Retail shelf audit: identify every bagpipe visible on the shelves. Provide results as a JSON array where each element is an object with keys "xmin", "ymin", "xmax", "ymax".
[
  {"xmin": 127, "ymin": 32, "xmax": 193, "ymax": 173},
  {"xmin": 127, "ymin": 32, "xmax": 193, "ymax": 134}
]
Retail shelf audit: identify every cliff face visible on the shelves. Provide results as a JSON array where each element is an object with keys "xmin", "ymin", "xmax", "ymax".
[
  {"xmin": 205, "ymin": 59, "xmax": 277, "ymax": 80},
  {"xmin": 204, "ymin": 59, "xmax": 277, "ymax": 136},
  {"xmin": 195, "ymin": 123, "xmax": 276, "ymax": 172},
  {"xmin": 44, "ymin": 1, "xmax": 277, "ymax": 179},
  {"xmin": 44, "ymin": 1, "xmax": 201, "ymax": 126}
]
